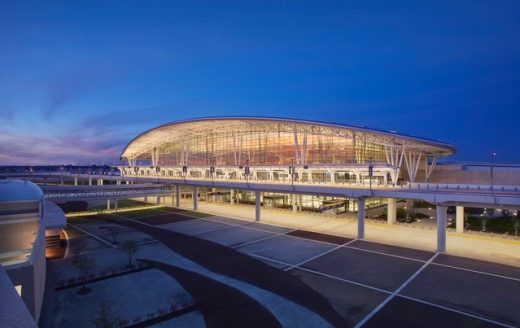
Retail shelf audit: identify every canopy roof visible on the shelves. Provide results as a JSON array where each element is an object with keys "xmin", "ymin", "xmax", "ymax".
[{"xmin": 121, "ymin": 116, "xmax": 456, "ymax": 161}]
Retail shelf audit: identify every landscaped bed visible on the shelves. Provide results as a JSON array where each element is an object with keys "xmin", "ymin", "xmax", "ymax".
[{"xmin": 43, "ymin": 269, "xmax": 195, "ymax": 328}]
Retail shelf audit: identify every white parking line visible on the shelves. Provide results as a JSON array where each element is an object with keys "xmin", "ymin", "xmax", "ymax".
[
  {"xmin": 353, "ymin": 253, "xmax": 439, "ymax": 328},
  {"xmin": 430, "ymin": 262, "xmax": 520, "ymax": 283},
  {"xmin": 68, "ymin": 223, "xmax": 117, "ymax": 248},
  {"xmin": 344, "ymin": 245, "xmax": 428, "ymax": 263},
  {"xmin": 283, "ymin": 239, "xmax": 357, "ymax": 272},
  {"xmin": 397, "ymin": 295, "xmax": 516, "ymax": 328}
]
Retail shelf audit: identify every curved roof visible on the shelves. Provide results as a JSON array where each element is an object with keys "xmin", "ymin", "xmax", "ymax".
[{"xmin": 121, "ymin": 116, "xmax": 456, "ymax": 160}]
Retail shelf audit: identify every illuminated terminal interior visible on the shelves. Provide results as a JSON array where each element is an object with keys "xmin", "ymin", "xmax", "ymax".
[{"xmin": 120, "ymin": 117, "xmax": 456, "ymax": 213}]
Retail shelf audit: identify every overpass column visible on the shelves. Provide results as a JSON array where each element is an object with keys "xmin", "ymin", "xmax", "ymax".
[
  {"xmin": 387, "ymin": 198, "xmax": 397, "ymax": 225},
  {"xmin": 74, "ymin": 177, "xmax": 78, "ymax": 186},
  {"xmin": 456, "ymin": 206, "xmax": 464, "ymax": 233},
  {"xmin": 107, "ymin": 199, "xmax": 111, "ymax": 210},
  {"xmin": 193, "ymin": 186, "xmax": 198, "ymax": 210},
  {"xmin": 436, "ymin": 205, "xmax": 447, "ymax": 252},
  {"xmin": 358, "ymin": 198, "xmax": 366, "ymax": 239},
  {"xmin": 255, "ymin": 190, "xmax": 261, "ymax": 222},
  {"xmin": 175, "ymin": 185, "xmax": 180, "ymax": 208}
]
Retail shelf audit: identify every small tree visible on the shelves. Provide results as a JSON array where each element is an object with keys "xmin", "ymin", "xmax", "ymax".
[
  {"xmin": 512, "ymin": 216, "xmax": 520, "ymax": 236},
  {"xmin": 122, "ymin": 239, "xmax": 139, "ymax": 268},
  {"xmin": 480, "ymin": 216, "xmax": 488, "ymax": 232},
  {"xmin": 91, "ymin": 296, "xmax": 119, "ymax": 328},
  {"xmin": 75, "ymin": 255, "xmax": 96, "ymax": 294}
]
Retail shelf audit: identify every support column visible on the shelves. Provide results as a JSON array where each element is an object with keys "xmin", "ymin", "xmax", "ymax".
[
  {"xmin": 437, "ymin": 205, "xmax": 447, "ymax": 253},
  {"xmin": 298, "ymin": 194, "xmax": 303, "ymax": 211},
  {"xmin": 193, "ymin": 186, "xmax": 198, "ymax": 210},
  {"xmin": 156, "ymin": 196, "xmax": 161, "ymax": 204},
  {"xmin": 144, "ymin": 196, "xmax": 148, "ymax": 203},
  {"xmin": 387, "ymin": 198, "xmax": 397, "ymax": 225},
  {"xmin": 116, "ymin": 180, "xmax": 121, "ymax": 185},
  {"xmin": 456, "ymin": 206, "xmax": 464, "ymax": 234},
  {"xmin": 292, "ymin": 194, "xmax": 297, "ymax": 212},
  {"xmin": 107, "ymin": 199, "xmax": 111, "ymax": 210},
  {"xmin": 255, "ymin": 190, "xmax": 261, "ymax": 222},
  {"xmin": 175, "ymin": 185, "xmax": 180, "ymax": 208},
  {"xmin": 74, "ymin": 177, "xmax": 78, "ymax": 186},
  {"xmin": 114, "ymin": 199, "xmax": 118, "ymax": 212},
  {"xmin": 230, "ymin": 189, "xmax": 234, "ymax": 205},
  {"xmin": 88, "ymin": 178, "xmax": 92, "ymax": 186},
  {"xmin": 358, "ymin": 198, "xmax": 366, "ymax": 239}
]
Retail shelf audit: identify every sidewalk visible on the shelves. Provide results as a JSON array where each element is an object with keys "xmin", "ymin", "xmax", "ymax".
[{"xmin": 169, "ymin": 200, "xmax": 520, "ymax": 268}]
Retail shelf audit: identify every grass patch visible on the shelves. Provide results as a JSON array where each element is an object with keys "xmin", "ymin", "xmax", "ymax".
[
  {"xmin": 162, "ymin": 207, "xmax": 213, "ymax": 218},
  {"xmin": 114, "ymin": 208, "xmax": 168, "ymax": 219}
]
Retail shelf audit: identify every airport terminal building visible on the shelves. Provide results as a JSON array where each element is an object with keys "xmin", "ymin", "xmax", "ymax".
[
  {"xmin": 119, "ymin": 117, "xmax": 456, "ymax": 212},
  {"xmin": 120, "ymin": 117, "xmax": 455, "ymax": 186}
]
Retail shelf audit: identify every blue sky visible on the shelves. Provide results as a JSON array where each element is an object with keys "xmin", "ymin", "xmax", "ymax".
[{"xmin": 1, "ymin": 1, "xmax": 519, "ymax": 165}]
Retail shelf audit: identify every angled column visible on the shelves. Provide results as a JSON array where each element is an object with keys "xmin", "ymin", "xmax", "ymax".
[
  {"xmin": 255, "ymin": 190, "xmax": 261, "ymax": 222},
  {"xmin": 436, "ymin": 205, "xmax": 447, "ymax": 252},
  {"xmin": 193, "ymin": 186, "xmax": 198, "ymax": 210},
  {"xmin": 358, "ymin": 198, "xmax": 366, "ymax": 239},
  {"xmin": 456, "ymin": 206, "xmax": 464, "ymax": 233},
  {"xmin": 387, "ymin": 198, "xmax": 397, "ymax": 225},
  {"xmin": 175, "ymin": 185, "xmax": 180, "ymax": 208}
]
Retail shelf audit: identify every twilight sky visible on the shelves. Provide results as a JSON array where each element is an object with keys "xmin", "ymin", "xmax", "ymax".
[{"xmin": 1, "ymin": 1, "xmax": 519, "ymax": 165}]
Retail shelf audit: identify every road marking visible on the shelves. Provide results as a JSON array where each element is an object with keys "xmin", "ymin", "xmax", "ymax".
[
  {"xmin": 430, "ymin": 262, "xmax": 520, "ymax": 283},
  {"xmin": 344, "ymin": 245, "xmax": 428, "ymax": 263},
  {"xmin": 353, "ymin": 252, "xmax": 439, "ymax": 328},
  {"xmin": 67, "ymin": 223, "xmax": 117, "ymax": 248},
  {"xmin": 284, "ymin": 239, "xmax": 357, "ymax": 272},
  {"xmin": 397, "ymin": 295, "xmax": 517, "ymax": 328}
]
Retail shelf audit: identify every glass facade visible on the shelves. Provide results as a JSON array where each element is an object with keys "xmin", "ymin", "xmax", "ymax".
[{"xmin": 123, "ymin": 118, "xmax": 453, "ymax": 167}]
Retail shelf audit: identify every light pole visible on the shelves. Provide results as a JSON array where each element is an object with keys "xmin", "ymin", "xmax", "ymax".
[
  {"xmin": 290, "ymin": 159, "xmax": 295, "ymax": 189},
  {"xmin": 491, "ymin": 152, "xmax": 497, "ymax": 198},
  {"xmin": 368, "ymin": 157, "xmax": 374, "ymax": 195}
]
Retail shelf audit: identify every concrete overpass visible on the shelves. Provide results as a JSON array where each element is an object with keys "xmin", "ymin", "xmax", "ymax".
[{"xmin": 4, "ymin": 171, "xmax": 520, "ymax": 253}]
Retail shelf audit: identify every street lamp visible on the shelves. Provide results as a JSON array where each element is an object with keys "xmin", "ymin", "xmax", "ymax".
[
  {"xmin": 290, "ymin": 159, "xmax": 295, "ymax": 188},
  {"xmin": 491, "ymin": 152, "xmax": 497, "ymax": 198},
  {"xmin": 368, "ymin": 157, "xmax": 374, "ymax": 195}
]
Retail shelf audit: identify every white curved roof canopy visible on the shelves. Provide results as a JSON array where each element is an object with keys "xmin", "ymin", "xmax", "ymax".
[{"xmin": 121, "ymin": 117, "xmax": 456, "ymax": 163}]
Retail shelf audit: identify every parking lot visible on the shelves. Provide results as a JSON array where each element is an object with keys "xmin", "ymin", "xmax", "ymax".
[{"xmin": 60, "ymin": 207, "xmax": 520, "ymax": 327}]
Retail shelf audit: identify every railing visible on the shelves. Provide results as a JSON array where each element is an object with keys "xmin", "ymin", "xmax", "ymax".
[{"xmin": 44, "ymin": 186, "xmax": 176, "ymax": 199}]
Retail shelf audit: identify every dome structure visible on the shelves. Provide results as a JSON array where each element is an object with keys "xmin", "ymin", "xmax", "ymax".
[{"xmin": 121, "ymin": 116, "xmax": 455, "ymax": 183}]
